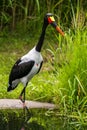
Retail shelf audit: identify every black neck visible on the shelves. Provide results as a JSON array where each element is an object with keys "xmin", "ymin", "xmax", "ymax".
[{"xmin": 35, "ymin": 22, "xmax": 48, "ymax": 52}]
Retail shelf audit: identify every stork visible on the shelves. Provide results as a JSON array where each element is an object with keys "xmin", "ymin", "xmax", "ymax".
[{"xmin": 7, "ymin": 13, "xmax": 64, "ymax": 107}]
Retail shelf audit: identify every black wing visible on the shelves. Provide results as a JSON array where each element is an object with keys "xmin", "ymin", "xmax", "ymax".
[{"xmin": 9, "ymin": 59, "xmax": 35, "ymax": 84}]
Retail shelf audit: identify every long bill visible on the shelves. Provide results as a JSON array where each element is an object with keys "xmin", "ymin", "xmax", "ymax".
[
  {"xmin": 55, "ymin": 26, "xmax": 64, "ymax": 36},
  {"xmin": 48, "ymin": 16, "xmax": 64, "ymax": 37}
]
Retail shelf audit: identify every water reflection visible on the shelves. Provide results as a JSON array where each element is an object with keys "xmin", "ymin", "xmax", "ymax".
[
  {"xmin": 20, "ymin": 121, "xmax": 45, "ymax": 130},
  {"xmin": 0, "ymin": 109, "xmax": 87, "ymax": 130},
  {"xmin": 20, "ymin": 108, "xmax": 45, "ymax": 130}
]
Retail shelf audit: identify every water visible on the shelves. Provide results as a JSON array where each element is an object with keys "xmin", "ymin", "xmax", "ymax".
[{"xmin": 0, "ymin": 109, "xmax": 87, "ymax": 130}]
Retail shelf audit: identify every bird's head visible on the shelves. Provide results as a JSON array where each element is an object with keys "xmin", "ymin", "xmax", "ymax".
[{"xmin": 44, "ymin": 13, "xmax": 64, "ymax": 36}]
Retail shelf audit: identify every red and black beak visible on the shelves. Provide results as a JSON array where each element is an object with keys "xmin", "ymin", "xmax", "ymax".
[{"xmin": 48, "ymin": 16, "xmax": 64, "ymax": 37}]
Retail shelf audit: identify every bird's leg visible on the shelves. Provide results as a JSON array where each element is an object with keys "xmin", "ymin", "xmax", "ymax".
[
  {"xmin": 23, "ymin": 87, "xmax": 30, "ymax": 115},
  {"xmin": 23, "ymin": 87, "xmax": 26, "ymax": 121},
  {"xmin": 23, "ymin": 87, "xmax": 26, "ymax": 107},
  {"xmin": 19, "ymin": 85, "xmax": 30, "ymax": 113},
  {"xmin": 19, "ymin": 87, "xmax": 26, "ymax": 103}
]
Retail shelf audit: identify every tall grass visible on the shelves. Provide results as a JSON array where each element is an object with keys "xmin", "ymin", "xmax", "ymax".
[
  {"xmin": 48, "ymin": 29, "xmax": 87, "ymax": 99},
  {"xmin": 42, "ymin": 28, "xmax": 87, "ymax": 128},
  {"xmin": 0, "ymin": 0, "xmax": 86, "ymax": 34}
]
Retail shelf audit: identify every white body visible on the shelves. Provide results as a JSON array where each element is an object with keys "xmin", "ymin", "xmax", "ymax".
[
  {"xmin": 11, "ymin": 47, "xmax": 43, "ymax": 88},
  {"xmin": 20, "ymin": 47, "xmax": 43, "ymax": 86}
]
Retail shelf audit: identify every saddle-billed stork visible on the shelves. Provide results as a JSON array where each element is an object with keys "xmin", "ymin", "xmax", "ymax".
[{"xmin": 7, "ymin": 13, "xmax": 64, "ymax": 107}]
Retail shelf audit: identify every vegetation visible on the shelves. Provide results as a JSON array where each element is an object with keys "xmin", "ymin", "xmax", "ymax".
[
  {"xmin": 0, "ymin": 0, "xmax": 87, "ymax": 129},
  {"xmin": 0, "ymin": 0, "xmax": 87, "ymax": 33}
]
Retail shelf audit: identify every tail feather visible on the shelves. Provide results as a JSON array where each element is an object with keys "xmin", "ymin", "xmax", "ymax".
[{"xmin": 7, "ymin": 81, "xmax": 19, "ymax": 92}]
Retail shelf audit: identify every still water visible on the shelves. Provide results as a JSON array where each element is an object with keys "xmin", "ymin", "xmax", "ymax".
[{"xmin": 0, "ymin": 109, "xmax": 87, "ymax": 130}]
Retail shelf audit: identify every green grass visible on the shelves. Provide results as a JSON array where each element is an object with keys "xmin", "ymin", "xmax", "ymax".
[
  {"xmin": 0, "ymin": 28, "xmax": 87, "ymax": 129},
  {"xmin": 46, "ymin": 29, "xmax": 87, "ymax": 128}
]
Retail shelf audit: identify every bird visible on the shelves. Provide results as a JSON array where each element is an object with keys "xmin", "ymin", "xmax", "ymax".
[{"xmin": 7, "ymin": 13, "xmax": 64, "ymax": 107}]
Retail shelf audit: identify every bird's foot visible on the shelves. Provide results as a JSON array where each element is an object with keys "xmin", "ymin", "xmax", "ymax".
[
  {"xmin": 19, "ymin": 95, "xmax": 22, "ymax": 100},
  {"xmin": 19, "ymin": 96, "xmax": 26, "ymax": 108},
  {"xmin": 19, "ymin": 95, "xmax": 29, "ymax": 115},
  {"xmin": 23, "ymin": 102, "xmax": 26, "ymax": 108},
  {"xmin": 19, "ymin": 95, "xmax": 24, "ymax": 103}
]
